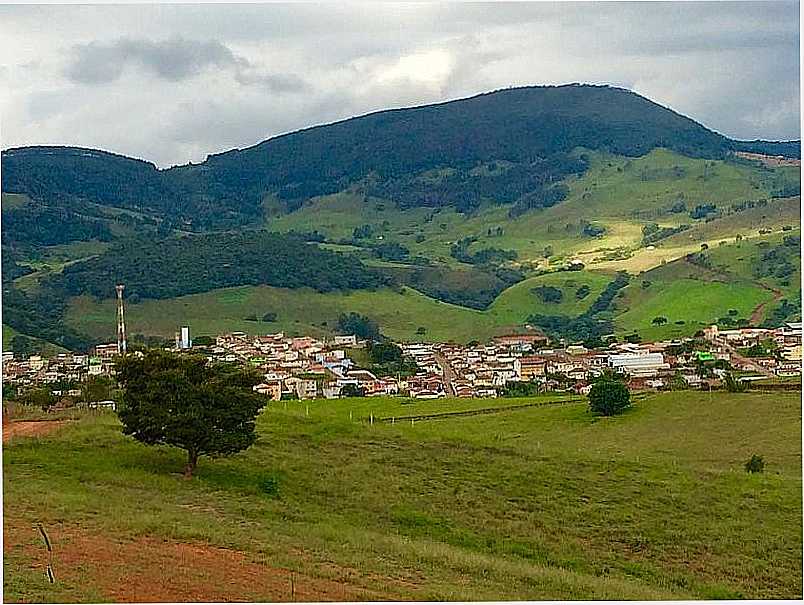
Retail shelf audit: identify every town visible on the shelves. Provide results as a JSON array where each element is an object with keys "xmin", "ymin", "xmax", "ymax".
[{"xmin": 4, "ymin": 320, "xmax": 801, "ymax": 406}]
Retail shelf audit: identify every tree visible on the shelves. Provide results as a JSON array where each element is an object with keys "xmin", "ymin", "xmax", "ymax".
[
  {"xmin": 651, "ymin": 316, "xmax": 668, "ymax": 325},
  {"xmin": 368, "ymin": 341, "xmax": 403, "ymax": 364},
  {"xmin": 337, "ymin": 312, "xmax": 382, "ymax": 342},
  {"xmin": 532, "ymin": 285, "xmax": 563, "ymax": 303},
  {"xmin": 116, "ymin": 351, "xmax": 266, "ymax": 478},
  {"xmin": 588, "ymin": 376, "xmax": 631, "ymax": 416},
  {"xmin": 80, "ymin": 375, "xmax": 115, "ymax": 404},
  {"xmin": 20, "ymin": 387, "xmax": 58, "ymax": 411}
]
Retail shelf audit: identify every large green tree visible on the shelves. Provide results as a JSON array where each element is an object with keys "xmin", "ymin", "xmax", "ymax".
[
  {"xmin": 588, "ymin": 375, "xmax": 631, "ymax": 417},
  {"xmin": 116, "ymin": 351, "xmax": 266, "ymax": 477}
]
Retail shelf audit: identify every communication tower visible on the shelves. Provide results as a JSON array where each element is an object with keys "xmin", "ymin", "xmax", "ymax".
[{"xmin": 116, "ymin": 284, "xmax": 127, "ymax": 355}]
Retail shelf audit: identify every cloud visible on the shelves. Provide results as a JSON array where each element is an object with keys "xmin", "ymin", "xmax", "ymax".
[
  {"xmin": 233, "ymin": 70, "xmax": 310, "ymax": 93},
  {"xmin": 0, "ymin": 2, "xmax": 798, "ymax": 167},
  {"xmin": 65, "ymin": 37, "xmax": 248, "ymax": 84}
]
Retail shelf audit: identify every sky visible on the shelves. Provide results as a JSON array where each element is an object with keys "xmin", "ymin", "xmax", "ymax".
[{"xmin": 0, "ymin": 1, "xmax": 800, "ymax": 168}]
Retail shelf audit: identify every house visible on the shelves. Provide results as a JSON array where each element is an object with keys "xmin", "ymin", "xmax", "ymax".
[
  {"xmin": 94, "ymin": 343, "xmax": 119, "ymax": 358},
  {"xmin": 492, "ymin": 334, "xmax": 549, "ymax": 350},
  {"xmin": 253, "ymin": 381, "xmax": 282, "ymax": 401},
  {"xmin": 293, "ymin": 378, "xmax": 318, "ymax": 400},
  {"xmin": 520, "ymin": 356, "xmax": 546, "ymax": 380},
  {"xmin": 776, "ymin": 360, "xmax": 801, "ymax": 377}
]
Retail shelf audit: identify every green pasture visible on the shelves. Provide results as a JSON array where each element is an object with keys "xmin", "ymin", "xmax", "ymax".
[{"xmin": 4, "ymin": 391, "xmax": 801, "ymax": 601}]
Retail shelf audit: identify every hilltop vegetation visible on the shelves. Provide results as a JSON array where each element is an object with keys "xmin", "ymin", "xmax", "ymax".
[
  {"xmin": 49, "ymin": 231, "xmax": 388, "ymax": 300},
  {"xmin": 4, "ymin": 392, "xmax": 801, "ymax": 600}
]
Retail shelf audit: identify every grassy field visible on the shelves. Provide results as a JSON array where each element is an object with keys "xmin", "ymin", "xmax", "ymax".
[
  {"xmin": 4, "ymin": 391, "xmax": 801, "ymax": 601},
  {"xmin": 267, "ymin": 149, "xmax": 797, "ymax": 268},
  {"xmin": 488, "ymin": 270, "xmax": 614, "ymax": 322},
  {"xmin": 65, "ymin": 245, "xmax": 793, "ymax": 345},
  {"xmin": 65, "ymin": 271, "xmax": 621, "ymax": 344},
  {"xmin": 66, "ymin": 286, "xmax": 501, "ymax": 344},
  {"xmin": 613, "ymin": 278, "xmax": 772, "ymax": 341}
]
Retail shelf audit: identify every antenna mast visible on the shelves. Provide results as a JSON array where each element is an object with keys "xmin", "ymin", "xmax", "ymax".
[{"xmin": 116, "ymin": 284, "xmax": 127, "ymax": 355}]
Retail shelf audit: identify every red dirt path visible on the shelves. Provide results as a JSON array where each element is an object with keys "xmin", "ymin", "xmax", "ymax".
[
  {"xmin": 2, "ymin": 421, "xmax": 69, "ymax": 443},
  {"xmin": 4, "ymin": 522, "xmax": 398, "ymax": 602}
]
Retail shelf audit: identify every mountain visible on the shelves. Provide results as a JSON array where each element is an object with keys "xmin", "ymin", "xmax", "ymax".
[
  {"xmin": 2, "ymin": 84, "xmax": 800, "ymax": 350},
  {"xmin": 4, "ymin": 84, "xmax": 796, "ymax": 232}
]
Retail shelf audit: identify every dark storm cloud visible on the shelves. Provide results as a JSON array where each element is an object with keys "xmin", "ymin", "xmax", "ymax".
[{"xmin": 65, "ymin": 37, "xmax": 248, "ymax": 84}]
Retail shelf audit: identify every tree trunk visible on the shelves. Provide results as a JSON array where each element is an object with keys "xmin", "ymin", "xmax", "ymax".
[{"xmin": 184, "ymin": 449, "xmax": 198, "ymax": 479}]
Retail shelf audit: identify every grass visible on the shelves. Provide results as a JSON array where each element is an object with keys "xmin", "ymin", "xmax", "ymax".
[
  {"xmin": 66, "ymin": 271, "xmax": 622, "ymax": 344},
  {"xmin": 4, "ymin": 391, "xmax": 801, "ymax": 601},
  {"xmin": 66, "ymin": 286, "xmax": 500, "ymax": 344},
  {"xmin": 65, "ymin": 233, "xmax": 796, "ymax": 345},
  {"xmin": 611, "ymin": 230, "xmax": 801, "ymax": 339},
  {"xmin": 488, "ymin": 270, "xmax": 614, "ymax": 322},
  {"xmin": 593, "ymin": 197, "xmax": 801, "ymax": 274},
  {"xmin": 613, "ymin": 278, "xmax": 771, "ymax": 341},
  {"xmin": 266, "ymin": 149, "xmax": 797, "ymax": 270}
]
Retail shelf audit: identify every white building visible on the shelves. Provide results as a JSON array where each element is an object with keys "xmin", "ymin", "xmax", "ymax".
[{"xmin": 608, "ymin": 352, "xmax": 669, "ymax": 377}]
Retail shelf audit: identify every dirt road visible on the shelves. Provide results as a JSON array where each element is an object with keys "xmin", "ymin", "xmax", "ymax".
[{"xmin": 2, "ymin": 420, "xmax": 69, "ymax": 443}]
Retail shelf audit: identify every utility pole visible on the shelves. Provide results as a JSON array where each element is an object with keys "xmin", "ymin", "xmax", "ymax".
[{"xmin": 116, "ymin": 284, "xmax": 127, "ymax": 355}]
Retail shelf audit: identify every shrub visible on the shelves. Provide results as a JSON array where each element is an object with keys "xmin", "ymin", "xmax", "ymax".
[
  {"xmin": 259, "ymin": 474, "xmax": 281, "ymax": 498},
  {"xmin": 532, "ymin": 285, "xmax": 563, "ymax": 303},
  {"xmin": 724, "ymin": 372, "xmax": 747, "ymax": 393},
  {"xmin": 744, "ymin": 454, "xmax": 765, "ymax": 474}
]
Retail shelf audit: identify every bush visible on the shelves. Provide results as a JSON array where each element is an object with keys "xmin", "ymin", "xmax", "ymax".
[
  {"xmin": 532, "ymin": 285, "xmax": 563, "ymax": 303},
  {"xmin": 724, "ymin": 372, "xmax": 747, "ymax": 393},
  {"xmin": 588, "ymin": 377, "xmax": 631, "ymax": 416},
  {"xmin": 259, "ymin": 473, "xmax": 281, "ymax": 498},
  {"xmin": 744, "ymin": 454, "xmax": 765, "ymax": 474}
]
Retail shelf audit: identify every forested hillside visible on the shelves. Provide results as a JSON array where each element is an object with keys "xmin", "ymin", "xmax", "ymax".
[{"xmin": 49, "ymin": 231, "xmax": 389, "ymax": 300}]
